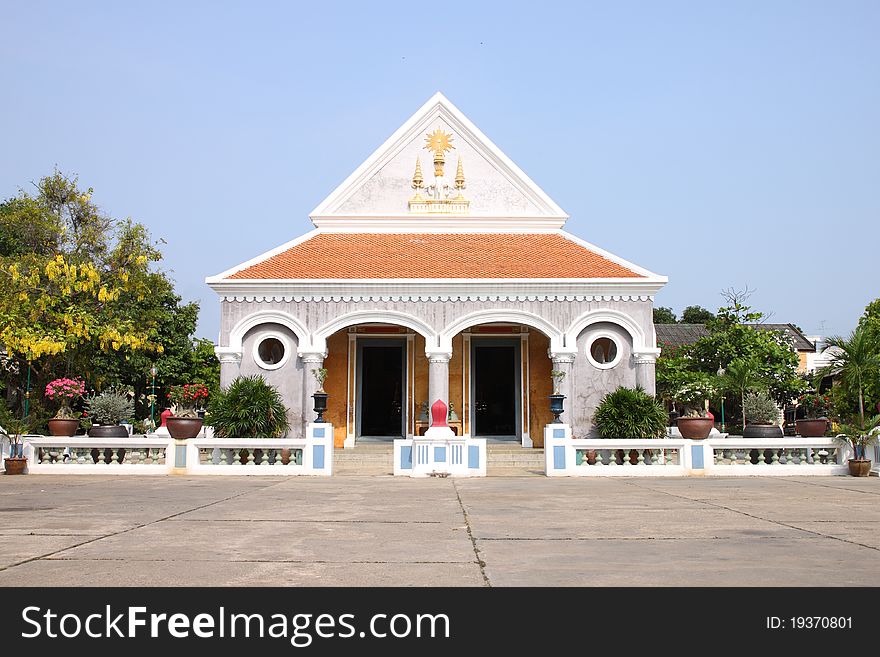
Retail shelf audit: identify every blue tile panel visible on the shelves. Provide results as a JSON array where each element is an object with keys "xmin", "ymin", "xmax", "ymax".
[
  {"xmin": 175, "ymin": 445, "xmax": 187, "ymax": 467},
  {"xmin": 553, "ymin": 428, "xmax": 565, "ymax": 439},
  {"xmin": 691, "ymin": 444, "xmax": 704, "ymax": 469},
  {"xmin": 553, "ymin": 445, "xmax": 566, "ymax": 470},
  {"xmin": 313, "ymin": 445, "xmax": 325, "ymax": 470},
  {"xmin": 313, "ymin": 427, "xmax": 325, "ymax": 438},
  {"xmin": 468, "ymin": 445, "xmax": 480, "ymax": 469},
  {"xmin": 434, "ymin": 446, "xmax": 446, "ymax": 463},
  {"xmin": 400, "ymin": 445, "xmax": 413, "ymax": 470}
]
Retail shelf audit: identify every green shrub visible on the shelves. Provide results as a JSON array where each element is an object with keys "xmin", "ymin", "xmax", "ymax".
[
  {"xmin": 85, "ymin": 390, "xmax": 134, "ymax": 425},
  {"xmin": 208, "ymin": 375, "xmax": 290, "ymax": 438},
  {"xmin": 743, "ymin": 391, "xmax": 779, "ymax": 424},
  {"xmin": 593, "ymin": 386, "xmax": 668, "ymax": 438}
]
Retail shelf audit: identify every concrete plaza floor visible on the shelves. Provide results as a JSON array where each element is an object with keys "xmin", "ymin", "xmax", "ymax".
[{"xmin": 0, "ymin": 474, "xmax": 878, "ymax": 586}]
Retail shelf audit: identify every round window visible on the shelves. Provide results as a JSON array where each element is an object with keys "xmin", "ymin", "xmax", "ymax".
[
  {"xmin": 255, "ymin": 336, "xmax": 287, "ymax": 370},
  {"xmin": 587, "ymin": 335, "xmax": 620, "ymax": 369}
]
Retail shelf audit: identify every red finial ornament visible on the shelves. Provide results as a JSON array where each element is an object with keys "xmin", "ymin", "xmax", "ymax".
[
  {"xmin": 430, "ymin": 399, "xmax": 449, "ymax": 428},
  {"xmin": 160, "ymin": 408, "xmax": 173, "ymax": 427}
]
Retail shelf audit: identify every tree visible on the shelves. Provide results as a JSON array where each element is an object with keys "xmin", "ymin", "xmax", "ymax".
[
  {"xmin": 721, "ymin": 358, "xmax": 766, "ymax": 429},
  {"xmin": 814, "ymin": 325, "xmax": 880, "ymax": 430},
  {"xmin": 680, "ymin": 305, "xmax": 715, "ymax": 324},
  {"xmin": 653, "ymin": 306, "xmax": 677, "ymax": 324},
  {"xmin": 688, "ymin": 290, "xmax": 803, "ymax": 404},
  {"xmin": 0, "ymin": 171, "xmax": 218, "ymax": 423}
]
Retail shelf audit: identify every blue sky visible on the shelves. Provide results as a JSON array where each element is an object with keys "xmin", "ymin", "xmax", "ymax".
[{"xmin": 2, "ymin": 1, "xmax": 878, "ymax": 340}]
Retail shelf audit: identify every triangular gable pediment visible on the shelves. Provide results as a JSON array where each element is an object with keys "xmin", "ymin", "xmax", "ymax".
[{"xmin": 310, "ymin": 93, "xmax": 568, "ymax": 227}]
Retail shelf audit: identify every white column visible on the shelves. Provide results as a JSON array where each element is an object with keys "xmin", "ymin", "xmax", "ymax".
[
  {"xmin": 633, "ymin": 352, "xmax": 658, "ymax": 395},
  {"xmin": 426, "ymin": 349, "xmax": 452, "ymax": 410},
  {"xmin": 549, "ymin": 350, "xmax": 577, "ymax": 401},
  {"xmin": 215, "ymin": 347, "xmax": 242, "ymax": 389},
  {"xmin": 300, "ymin": 351, "xmax": 326, "ymax": 433}
]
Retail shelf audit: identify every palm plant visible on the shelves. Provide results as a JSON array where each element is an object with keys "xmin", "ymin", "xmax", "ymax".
[
  {"xmin": 593, "ymin": 386, "xmax": 668, "ymax": 439},
  {"xmin": 814, "ymin": 326, "xmax": 880, "ymax": 431},
  {"xmin": 836, "ymin": 415, "xmax": 880, "ymax": 460},
  {"xmin": 208, "ymin": 375, "xmax": 290, "ymax": 438},
  {"xmin": 721, "ymin": 358, "xmax": 765, "ymax": 429}
]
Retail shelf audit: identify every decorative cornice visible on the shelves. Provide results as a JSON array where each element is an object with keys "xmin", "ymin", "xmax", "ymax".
[
  {"xmin": 549, "ymin": 352, "xmax": 577, "ymax": 364},
  {"xmin": 632, "ymin": 349, "xmax": 661, "ymax": 365},
  {"xmin": 220, "ymin": 293, "xmax": 656, "ymax": 303},
  {"xmin": 426, "ymin": 349, "xmax": 453, "ymax": 363},
  {"xmin": 299, "ymin": 351, "xmax": 328, "ymax": 363},
  {"xmin": 214, "ymin": 347, "xmax": 242, "ymax": 364}
]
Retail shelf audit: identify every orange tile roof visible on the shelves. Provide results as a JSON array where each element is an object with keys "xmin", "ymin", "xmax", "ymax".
[{"xmin": 227, "ymin": 233, "xmax": 644, "ymax": 280}]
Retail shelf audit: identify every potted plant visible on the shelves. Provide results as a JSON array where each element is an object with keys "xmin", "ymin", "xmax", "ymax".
[
  {"xmin": 85, "ymin": 389, "xmax": 134, "ymax": 438},
  {"xmin": 44, "ymin": 377, "xmax": 86, "ymax": 436},
  {"xmin": 0, "ymin": 405, "xmax": 42, "ymax": 475},
  {"xmin": 208, "ymin": 375, "xmax": 291, "ymax": 464},
  {"xmin": 673, "ymin": 373, "xmax": 717, "ymax": 440},
  {"xmin": 742, "ymin": 391, "xmax": 783, "ymax": 438},
  {"xmin": 166, "ymin": 383, "xmax": 209, "ymax": 439},
  {"xmin": 796, "ymin": 392, "xmax": 831, "ymax": 437},
  {"xmin": 835, "ymin": 415, "xmax": 879, "ymax": 477},
  {"xmin": 593, "ymin": 386, "xmax": 668, "ymax": 464},
  {"xmin": 311, "ymin": 368, "xmax": 328, "ymax": 423},
  {"xmin": 549, "ymin": 370, "xmax": 566, "ymax": 423}
]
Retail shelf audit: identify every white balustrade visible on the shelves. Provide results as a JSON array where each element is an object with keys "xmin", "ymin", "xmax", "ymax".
[
  {"xmin": 545, "ymin": 425, "xmax": 857, "ymax": 477},
  {"xmin": 23, "ymin": 437, "xmax": 171, "ymax": 475},
  {"xmin": 182, "ymin": 423, "xmax": 333, "ymax": 476},
  {"xmin": 708, "ymin": 437, "xmax": 848, "ymax": 476},
  {"xmin": 19, "ymin": 423, "xmax": 334, "ymax": 476}
]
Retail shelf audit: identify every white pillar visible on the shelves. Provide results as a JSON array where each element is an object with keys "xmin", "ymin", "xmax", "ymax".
[
  {"xmin": 549, "ymin": 350, "xmax": 577, "ymax": 401},
  {"xmin": 633, "ymin": 351, "xmax": 658, "ymax": 395},
  {"xmin": 300, "ymin": 351, "xmax": 326, "ymax": 434},
  {"xmin": 215, "ymin": 347, "xmax": 242, "ymax": 389},
  {"xmin": 426, "ymin": 349, "xmax": 452, "ymax": 410}
]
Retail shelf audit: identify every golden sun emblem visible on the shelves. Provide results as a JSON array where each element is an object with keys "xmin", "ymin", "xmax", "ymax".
[{"xmin": 424, "ymin": 129, "xmax": 454, "ymax": 155}]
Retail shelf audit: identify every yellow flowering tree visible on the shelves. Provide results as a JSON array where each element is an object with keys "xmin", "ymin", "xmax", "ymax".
[{"xmin": 0, "ymin": 172, "xmax": 166, "ymax": 412}]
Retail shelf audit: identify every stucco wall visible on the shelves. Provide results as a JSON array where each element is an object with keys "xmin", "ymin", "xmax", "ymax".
[
  {"xmin": 570, "ymin": 322, "xmax": 637, "ymax": 438},
  {"xmin": 219, "ymin": 299, "xmax": 657, "ymax": 443},
  {"xmin": 236, "ymin": 322, "xmax": 303, "ymax": 436},
  {"xmin": 220, "ymin": 297, "xmax": 655, "ymax": 349}
]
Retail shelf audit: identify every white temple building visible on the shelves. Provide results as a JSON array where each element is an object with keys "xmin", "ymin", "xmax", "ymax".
[{"xmin": 207, "ymin": 93, "xmax": 667, "ymax": 449}]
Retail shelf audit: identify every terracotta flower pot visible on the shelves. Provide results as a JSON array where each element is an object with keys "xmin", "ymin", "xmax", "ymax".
[
  {"xmin": 48, "ymin": 418, "xmax": 80, "ymax": 436},
  {"xmin": 677, "ymin": 417, "xmax": 714, "ymax": 440},
  {"xmin": 795, "ymin": 418, "xmax": 827, "ymax": 437},
  {"xmin": 4, "ymin": 457, "xmax": 27, "ymax": 475},
  {"xmin": 166, "ymin": 417, "xmax": 204, "ymax": 440},
  {"xmin": 848, "ymin": 459, "xmax": 872, "ymax": 477}
]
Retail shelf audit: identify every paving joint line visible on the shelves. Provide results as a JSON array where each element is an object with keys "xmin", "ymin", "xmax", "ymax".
[
  {"xmin": 453, "ymin": 479, "xmax": 491, "ymax": 587},
  {"xmin": 0, "ymin": 478, "xmax": 293, "ymax": 574},
  {"xmin": 619, "ymin": 479, "xmax": 880, "ymax": 553}
]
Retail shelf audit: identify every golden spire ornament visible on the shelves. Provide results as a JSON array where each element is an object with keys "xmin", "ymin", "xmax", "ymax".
[
  {"xmin": 425, "ymin": 128, "xmax": 454, "ymax": 177},
  {"xmin": 410, "ymin": 156, "xmax": 425, "ymax": 200},
  {"xmin": 454, "ymin": 156, "xmax": 466, "ymax": 198}
]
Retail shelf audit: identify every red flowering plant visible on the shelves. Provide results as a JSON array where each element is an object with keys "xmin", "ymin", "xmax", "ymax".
[
  {"xmin": 798, "ymin": 392, "xmax": 831, "ymax": 419},
  {"xmin": 44, "ymin": 378, "xmax": 86, "ymax": 419},
  {"xmin": 167, "ymin": 384, "xmax": 209, "ymax": 419}
]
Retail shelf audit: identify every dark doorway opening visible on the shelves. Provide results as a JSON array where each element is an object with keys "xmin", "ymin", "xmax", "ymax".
[
  {"xmin": 472, "ymin": 339, "xmax": 520, "ymax": 440},
  {"xmin": 357, "ymin": 340, "xmax": 405, "ymax": 439}
]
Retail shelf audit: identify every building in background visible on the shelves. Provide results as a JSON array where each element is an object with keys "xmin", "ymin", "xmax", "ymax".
[{"xmin": 207, "ymin": 93, "xmax": 667, "ymax": 448}]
